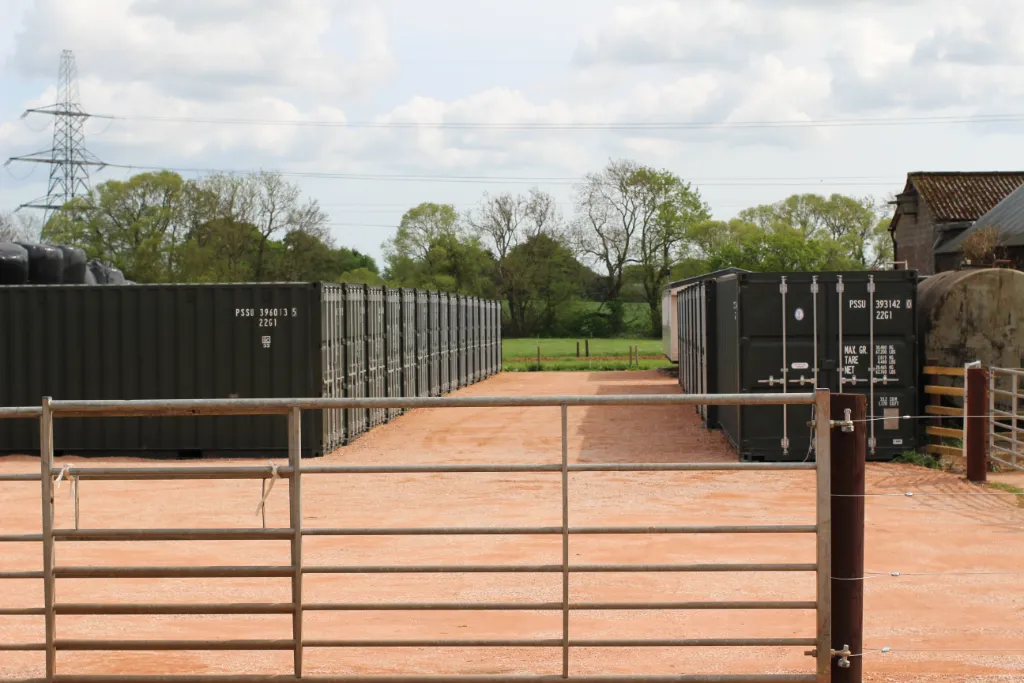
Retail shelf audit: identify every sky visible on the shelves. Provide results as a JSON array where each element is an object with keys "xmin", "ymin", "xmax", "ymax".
[{"xmin": 3, "ymin": 0, "xmax": 1024, "ymax": 264}]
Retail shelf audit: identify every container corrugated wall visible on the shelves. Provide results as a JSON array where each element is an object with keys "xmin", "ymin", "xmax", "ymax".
[
  {"xmin": 0, "ymin": 283, "xmax": 502, "ymax": 458},
  {"xmin": 427, "ymin": 290, "xmax": 441, "ymax": 397},
  {"xmin": 344, "ymin": 284, "xmax": 368, "ymax": 440},
  {"xmin": 0, "ymin": 284, "xmax": 322, "ymax": 458},
  {"xmin": 384, "ymin": 287, "xmax": 403, "ymax": 421},
  {"xmin": 366, "ymin": 285, "xmax": 387, "ymax": 428},
  {"xmin": 415, "ymin": 289, "xmax": 429, "ymax": 397},
  {"xmin": 457, "ymin": 295, "xmax": 468, "ymax": 387},
  {"xmin": 448, "ymin": 294, "xmax": 459, "ymax": 390},
  {"xmin": 438, "ymin": 292, "xmax": 451, "ymax": 394},
  {"xmin": 322, "ymin": 284, "xmax": 346, "ymax": 452}
]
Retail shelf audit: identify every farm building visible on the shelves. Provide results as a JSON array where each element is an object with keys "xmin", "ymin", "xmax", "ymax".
[
  {"xmin": 933, "ymin": 183, "xmax": 1024, "ymax": 270},
  {"xmin": 889, "ymin": 171, "xmax": 1024, "ymax": 275}
]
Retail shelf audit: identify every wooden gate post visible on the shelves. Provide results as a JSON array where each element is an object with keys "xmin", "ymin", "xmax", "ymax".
[
  {"xmin": 966, "ymin": 367, "xmax": 989, "ymax": 483},
  {"xmin": 831, "ymin": 392, "xmax": 866, "ymax": 683}
]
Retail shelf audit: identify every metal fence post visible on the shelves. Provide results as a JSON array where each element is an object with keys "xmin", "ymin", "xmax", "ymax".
[
  {"xmin": 288, "ymin": 407, "xmax": 303, "ymax": 677},
  {"xmin": 830, "ymin": 392, "xmax": 866, "ymax": 683},
  {"xmin": 813, "ymin": 389, "xmax": 832, "ymax": 683},
  {"xmin": 560, "ymin": 402, "xmax": 570, "ymax": 679},
  {"xmin": 40, "ymin": 396, "xmax": 56, "ymax": 681},
  {"xmin": 966, "ymin": 367, "xmax": 989, "ymax": 483}
]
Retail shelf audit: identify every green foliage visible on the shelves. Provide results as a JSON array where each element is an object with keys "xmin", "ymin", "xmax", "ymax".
[
  {"xmin": 337, "ymin": 267, "xmax": 385, "ymax": 286},
  {"xmin": 892, "ymin": 451, "xmax": 943, "ymax": 470},
  {"xmin": 40, "ymin": 170, "xmax": 377, "ymax": 284},
  {"xmin": 702, "ymin": 224, "xmax": 860, "ymax": 272}
]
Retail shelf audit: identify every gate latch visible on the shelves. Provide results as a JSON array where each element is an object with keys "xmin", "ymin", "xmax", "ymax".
[
  {"xmin": 803, "ymin": 644, "xmax": 851, "ymax": 668},
  {"xmin": 832, "ymin": 408, "xmax": 854, "ymax": 432}
]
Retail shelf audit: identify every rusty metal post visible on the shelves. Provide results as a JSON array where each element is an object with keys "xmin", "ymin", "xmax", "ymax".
[
  {"xmin": 830, "ymin": 393, "xmax": 865, "ymax": 683},
  {"xmin": 966, "ymin": 367, "xmax": 989, "ymax": 483}
]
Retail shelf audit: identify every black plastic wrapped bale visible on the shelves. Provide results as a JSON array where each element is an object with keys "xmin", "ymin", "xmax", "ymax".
[
  {"xmin": 106, "ymin": 266, "xmax": 126, "ymax": 285},
  {"xmin": 0, "ymin": 242, "xmax": 29, "ymax": 285},
  {"xmin": 16, "ymin": 243, "xmax": 64, "ymax": 284},
  {"xmin": 427, "ymin": 290, "xmax": 441, "ymax": 397},
  {"xmin": 384, "ymin": 287, "xmax": 404, "ymax": 420},
  {"xmin": 438, "ymin": 292, "xmax": 451, "ymax": 394},
  {"xmin": 400, "ymin": 288, "xmax": 417, "ymax": 407},
  {"xmin": 344, "ymin": 283, "xmax": 368, "ymax": 441},
  {"xmin": 320, "ymin": 284, "xmax": 347, "ymax": 452},
  {"xmin": 57, "ymin": 246, "xmax": 88, "ymax": 284},
  {"xmin": 366, "ymin": 286, "xmax": 387, "ymax": 428},
  {"xmin": 713, "ymin": 270, "xmax": 919, "ymax": 462},
  {"xmin": 448, "ymin": 294, "xmax": 459, "ymax": 390},
  {"xmin": 86, "ymin": 260, "xmax": 109, "ymax": 284},
  {"xmin": 415, "ymin": 289, "xmax": 429, "ymax": 397}
]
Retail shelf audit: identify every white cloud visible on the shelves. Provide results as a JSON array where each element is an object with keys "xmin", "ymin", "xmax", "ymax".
[{"xmin": 5, "ymin": 0, "xmax": 1024, "ymax": 262}]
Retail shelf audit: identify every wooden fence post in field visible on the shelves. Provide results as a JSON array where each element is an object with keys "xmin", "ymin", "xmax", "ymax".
[
  {"xmin": 537, "ymin": 345, "xmax": 541, "ymax": 368},
  {"xmin": 831, "ymin": 392, "xmax": 866, "ymax": 683},
  {"xmin": 576, "ymin": 341, "xmax": 580, "ymax": 358},
  {"xmin": 966, "ymin": 366, "xmax": 989, "ymax": 483},
  {"xmin": 585, "ymin": 339, "xmax": 589, "ymax": 357}
]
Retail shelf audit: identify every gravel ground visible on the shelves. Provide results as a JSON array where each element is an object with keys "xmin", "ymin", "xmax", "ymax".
[{"xmin": 1, "ymin": 370, "xmax": 1022, "ymax": 680}]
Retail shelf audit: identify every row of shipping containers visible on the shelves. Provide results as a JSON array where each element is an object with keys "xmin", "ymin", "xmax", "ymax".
[
  {"xmin": 0, "ymin": 283, "xmax": 502, "ymax": 459},
  {"xmin": 675, "ymin": 270, "xmax": 920, "ymax": 462}
]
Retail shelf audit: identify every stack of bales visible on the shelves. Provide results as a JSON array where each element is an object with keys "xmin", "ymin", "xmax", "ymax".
[{"xmin": 0, "ymin": 242, "xmax": 129, "ymax": 285}]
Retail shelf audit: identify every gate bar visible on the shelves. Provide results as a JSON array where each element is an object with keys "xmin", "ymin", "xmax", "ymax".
[
  {"xmin": 301, "ymin": 564, "xmax": 816, "ymax": 574},
  {"xmin": 300, "ymin": 525, "xmax": 817, "ymax": 536},
  {"xmin": 39, "ymin": 462, "xmax": 815, "ymax": 481},
  {"xmin": 813, "ymin": 389, "xmax": 832, "ymax": 683},
  {"xmin": 48, "ymin": 676, "xmax": 819, "ymax": 683},
  {"xmin": 301, "ymin": 601, "xmax": 817, "ymax": 611},
  {"xmin": 47, "ymin": 392, "xmax": 818, "ymax": 417},
  {"xmin": 561, "ymin": 402, "xmax": 570, "ymax": 679}
]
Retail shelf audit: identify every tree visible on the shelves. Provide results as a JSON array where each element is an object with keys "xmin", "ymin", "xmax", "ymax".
[
  {"xmin": 43, "ymin": 170, "xmax": 188, "ymax": 282},
  {"xmin": 736, "ymin": 193, "xmax": 889, "ymax": 267},
  {"xmin": 703, "ymin": 225, "xmax": 859, "ymax": 272},
  {"xmin": 502, "ymin": 232, "xmax": 585, "ymax": 336},
  {"xmin": 572, "ymin": 159, "xmax": 708, "ymax": 336},
  {"xmin": 0, "ymin": 212, "xmax": 42, "ymax": 243},
  {"xmin": 470, "ymin": 188, "xmax": 563, "ymax": 334},
  {"xmin": 383, "ymin": 203, "xmax": 459, "ymax": 273}
]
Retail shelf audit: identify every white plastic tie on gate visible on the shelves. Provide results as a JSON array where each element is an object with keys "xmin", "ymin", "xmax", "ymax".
[
  {"xmin": 255, "ymin": 461, "xmax": 280, "ymax": 518},
  {"xmin": 55, "ymin": 463, "xmax": 73, "ymax": 489}
]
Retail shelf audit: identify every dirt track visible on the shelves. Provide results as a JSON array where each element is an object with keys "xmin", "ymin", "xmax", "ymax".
[{"xmin": 1, "ymin": 370, "xmax": 1023, "ymax": 681}]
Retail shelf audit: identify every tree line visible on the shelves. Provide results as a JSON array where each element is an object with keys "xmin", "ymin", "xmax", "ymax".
[
  {"xmin": 34, "ymin": 170, "xmax": 379, "ymax": 285},
  {"xmin": 383, "ymin": 159, "xmax": 892, "ymax": 338},
  {"xmin": 6, "ymin": 159, "xmax": 893, "ymax": 338}
]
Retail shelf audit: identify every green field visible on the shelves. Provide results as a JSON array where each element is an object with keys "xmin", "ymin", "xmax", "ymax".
[{"xmin": 502, "ymin": 338, "xmax": 672, "ymax": 372}]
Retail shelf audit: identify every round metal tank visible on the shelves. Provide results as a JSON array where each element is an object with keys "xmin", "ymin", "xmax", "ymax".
[{"xmin": 919, "ymin": 267, "xmax": 1024, "ymax": 369}]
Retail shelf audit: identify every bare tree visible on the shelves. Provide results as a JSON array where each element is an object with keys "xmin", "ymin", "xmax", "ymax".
[{"xmin": 0, "ymin": 211, "xmax": 43, "ymax": 243}]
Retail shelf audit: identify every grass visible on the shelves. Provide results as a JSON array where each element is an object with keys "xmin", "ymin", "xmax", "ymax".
[
  {"xmin": 503, "ymin": 338, "xmax": 664, "ymax": 361},
  {"xmin": 502, "ymin": 358, "xmax": 673, "ymax": 372},
  {"xmin": 501, "ymin": 338, "xmax": 672, "ymax": 372},
  {"xmin": 892, "ymin": 451, "xmax": 944, "ymax": 470}
]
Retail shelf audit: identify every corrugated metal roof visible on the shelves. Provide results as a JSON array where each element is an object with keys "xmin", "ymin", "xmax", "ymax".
[
  {"xmin": 908, "ymin": 172, "xmax": 1024, "ymax": 222},
  {"xmin": 935, "ymin": 183, "xmax": 1024, "ymax": 254},
  {"xmin": 664, "ymin": 267, "xmax": 749, "ymax": 292}
]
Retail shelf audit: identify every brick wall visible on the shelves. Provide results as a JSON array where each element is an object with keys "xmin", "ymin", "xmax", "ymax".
[{"xmin": 894, "ymin": 199, "xmax": 936, "ymax": 275}]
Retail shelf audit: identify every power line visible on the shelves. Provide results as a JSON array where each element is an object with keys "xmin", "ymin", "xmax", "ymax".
[
  {"xmin": 101, "ymin": 163, "xmax": 900, "ymax": 187},
  {"xmin": 62, "ymin": 111, "xmax": 1024, "ymax": 131}
]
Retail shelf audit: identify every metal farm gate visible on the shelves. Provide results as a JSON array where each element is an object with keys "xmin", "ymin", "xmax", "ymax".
[{"xmin": 0, "ymin": 389, "xmax": 842, "ymax": 683}]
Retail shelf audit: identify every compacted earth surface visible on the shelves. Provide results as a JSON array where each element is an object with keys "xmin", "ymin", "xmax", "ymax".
[{"xmin": 1, "ymin": 370, "xmax": 1022, "ymax": 681}]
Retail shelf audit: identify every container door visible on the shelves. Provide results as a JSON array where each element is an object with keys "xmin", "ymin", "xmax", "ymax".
[{"xmin": 828, "ymin": 273, "xmax": 919, "ymax": 460}]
